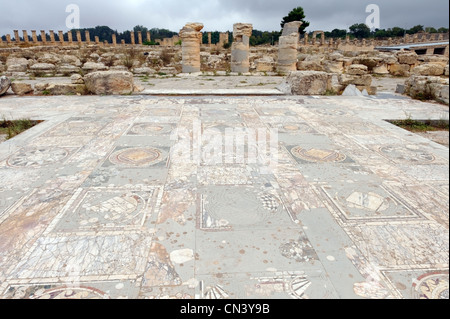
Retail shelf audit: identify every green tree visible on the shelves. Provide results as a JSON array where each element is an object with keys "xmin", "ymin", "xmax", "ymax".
[
  {"xmin": 390, "ymin": 27, "xmax": 406, "ymax": 37},
  {"xmin": 349, "ymin": 23, "xmax": 371, "ymax": 38},
  {"xmin": 329, "ymin": 29, "xmax": 347, "ymax": 38},
  {"xmin": 280, "ymin": 7, "xmax": 310, "ymax": 34},
  {"xmin": 407, "ymin": 25, "xmax": 424, "ymax": 34},
  {"xmin": 425, "ymin": 27, "xmax": 438, "ymax": 33}
]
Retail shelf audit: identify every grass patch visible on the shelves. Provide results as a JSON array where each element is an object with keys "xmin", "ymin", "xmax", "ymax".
[
  {"xmin": 0, "ymin": 118, "xmax": 42, "ymax": 140},
  {"xmin": 388, "ymin": 118, "xmax": 449, "ymax": 132},
  {"xmin": 324, "ymin": 89, "xmax": 338, "ymax": 96}
]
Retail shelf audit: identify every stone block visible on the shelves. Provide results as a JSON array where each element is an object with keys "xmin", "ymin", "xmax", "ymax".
[
  {"xmin": 296, "ymin": 61, "xmax": 324, "ymax": 72},
  {"xmin": 412, "ymin": 63, "xmax": 445, "ymax": 76},
  {"xmin": 30, "ymin": 63, "xmax": 56, "ymax": 76},
  {"xmin": 389, "ymin": 64, "xmax": 411, "ymax": 77},
  {"xmin": 284, "ymin": 71, "xmax": 332, "ymax": 95},
  {"xmin": 347, "ymin": 64, "xmax": 368, "ymax": 75},
  {"xmin": 396, "ymin": 51, "xmax": 418, "ymax": 65},
  {"xmin": 0, "ymin": 76, "xmax": 11, "ymax": 96},
  {"xmin": 82, "ymin": 62, "xmax": 108, "ymax": 73},
  {"xmin": 84, "ymin": 71, "xmax": 134, "ymax": 95},
  {"xmin": 372, "ymin": 64, "xmax": 389, "ymax": 75},
  {"xmin": 11, "ymin": 82, "xmax": 33, "ymax": 95}
]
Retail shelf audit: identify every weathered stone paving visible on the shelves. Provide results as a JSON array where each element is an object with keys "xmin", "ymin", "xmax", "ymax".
[{"xmin": 0, "ymin": 94, "xmax": 448, "ymax": 299}]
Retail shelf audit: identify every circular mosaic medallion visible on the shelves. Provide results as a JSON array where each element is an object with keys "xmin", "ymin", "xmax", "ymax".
[
  {"xmin": 7, "ymin": 147, "xmax": 69, "ymax": 168},
  {"xmin": 314, "ymin": 109, "xmax": 348, "ymax": 116},
  {"xmin": 109, "ymin": 147, "xmax": 164, "ymax": 167},
  {"xmin": 291, "ymin": 146, "xmax": 346, "ymax": 163},
  {"xmin": 413, "ymin": 272, "xmax": 449, "ymax": 299},
  {"xmin": 129, "ymin": 123, "xmax": 172, "ymax": 135},
  {"xmin": 379, "ymin": 145, "xmax": 435, "ymax": 164}
]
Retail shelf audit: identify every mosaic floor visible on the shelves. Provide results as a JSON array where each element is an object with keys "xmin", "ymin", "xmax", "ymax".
[{"xmin": 0, "ymin": 94, "xmax": 448, "ymax": 299}]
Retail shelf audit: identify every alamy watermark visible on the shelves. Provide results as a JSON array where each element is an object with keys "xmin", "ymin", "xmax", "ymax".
[
  {"xmin": 366, "ymin": 4, "xmax": 380, "ymax": 30},
  {"xmin": 66, "ymin": 4, "xmax": 80, "ymax": 29}
]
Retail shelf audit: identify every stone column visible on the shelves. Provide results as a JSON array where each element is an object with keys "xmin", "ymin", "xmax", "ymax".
[
  {"xmin": 277, "ymin": 21, "xmax": 302, "ymax": 74},
  {"xmin": 6, "ymin": 34, "xmax": 12, "ymax": 44},
  {"xmin": 121, "ymin": 39, "xmax": 126, "ymax": 45},
  {"xmin": 32, "ymin": 30, "xmax": 38, "ymax": 43},
  {"xmin": 95, "ymin": 36, "xmax": 100, "ymax": 44},
  {"xmin": 303, "ymin": 33, "xmax": 309, "ymax": 45},
  {"xmin": 137, "ymin": 31, "xmax": 142, "ymax": 44},
  {"xmin": 58, "ymin": 31, "xmax": 65, "ymax": 45},
  {"xmin": 179, "ymin": 22, "xmax": 204, "ymax": 73},
  {"xmin": 329, "ymin": 37, "xmax": 334, "ymax": 47},
  {"xmin": 438, "ymin": 33, "xmax": 444, "ymax": 41},
  {"xmin": 49, "ymin": 30, "xmax": 56, "ymax": 44},
  {"xmin": 219, "ymin": 32, "xmax": 229, "ymax": 47},
  {"xmin": 23, "ymin": 30, "xmax": 29, "ymax": 43},
  {"xmin": 68, "ymin": 31, "xmax": 73, "ymax": 44},
  {"xmin": 14, "ymin": 30, "xmax": 21, "ymax": 43},
  {"xmin": 76, "ymin": 30, "xmax": 82, "ymax": 44},
  {"xmin": 345, "ymin": 35, "xmax": 350, "ymax": 44},
  {"xmin": 231, "ymin": 23, "xmax": 253, "ymax": 73},
  {"xmin": 208, "ymin": 32, "xmax": 212, "ymax": 46},
  {"xmin": 311, "ymin": 31, "xmax": 317, "ymax": 45},
  {"xmin": 147, "ymin": 31, "xmax": 151, "ymax": 43},
  {"xmin": 85, "ymin": 31, "xmax": 91, "ymax": 44},
  {"xmin": 0, "ymin": 37, "xmax": 2, "ymax": 45},
  {"xmin": 112, "ymin": 34, "xmax": 117, "ymax": 46},
  {"xmin": 40, "ymin": 30, "xmax": 47, "ymax": 44},
  {"xmin": 321, "ymin": 32, "xmax": 325, "ymax": 45},
  {"xmin": 130, "ymin": 31, "xmax": 135, "ymax": 45}
]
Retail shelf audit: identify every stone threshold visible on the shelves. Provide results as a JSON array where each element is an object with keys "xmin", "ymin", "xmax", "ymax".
[{"xmin": 140, "ymin": 88, "xmax": 284, "ymax": 95}]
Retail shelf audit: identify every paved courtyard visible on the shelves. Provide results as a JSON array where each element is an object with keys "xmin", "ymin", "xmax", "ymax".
[{"xmin": 0, "ymin": 91, "xmax": 448, "ymax": 299}]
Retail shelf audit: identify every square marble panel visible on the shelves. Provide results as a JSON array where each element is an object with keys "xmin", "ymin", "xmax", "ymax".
[
  {"xmin": 50, "ymin": 187, "xmax": 159, "ymax": 233},
  {"xmin": 4, "ymin": 146, "xmax": 79, "ymax": 169},
  {"xmin": 319, "ymin": 182, "xmax": 425, "ymax": 223},
  {"xmin": 196, "ymin": 185, "xmax": 293, "ymax": 232},
  {"xmin": 195, "ymin": 228, "xmax": 319, "ymax": 276},
  {"xmin": 44, "ymin": 117, "xmax": 109, "ymax": 137},
  {"xmin": 8, "ymin": 232, "xmax": 152, "ymax": 280}
]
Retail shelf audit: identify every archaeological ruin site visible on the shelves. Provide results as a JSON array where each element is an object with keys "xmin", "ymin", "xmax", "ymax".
[{"xmin": 0, "ymin": 5, "xmax": 448, "ymax": 304}]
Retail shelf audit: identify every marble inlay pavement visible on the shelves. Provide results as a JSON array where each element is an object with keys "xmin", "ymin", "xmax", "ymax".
[{"xmin": 0, "ymin": 94, "xmax": 448, "ymax": 299}]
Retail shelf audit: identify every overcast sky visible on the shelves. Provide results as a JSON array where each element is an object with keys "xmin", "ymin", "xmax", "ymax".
[{"xmin": 1, "ymin": 0, "xmax": 449, "ymax": 36}]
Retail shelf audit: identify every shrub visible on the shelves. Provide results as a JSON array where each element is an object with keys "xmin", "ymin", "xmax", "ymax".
[{"xmin": 159, "ymin": 49, "xmax": 172, "ymax": 66}]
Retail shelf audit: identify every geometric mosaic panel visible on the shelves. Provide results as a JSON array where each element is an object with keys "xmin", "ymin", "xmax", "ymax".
[
  {"xmin": 319, "ymin": 183, "xmax": 425, "ymax": 223},
  {"xmin": 52, "ymin": 188, "xmax": 158, "ymax": 232}
]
